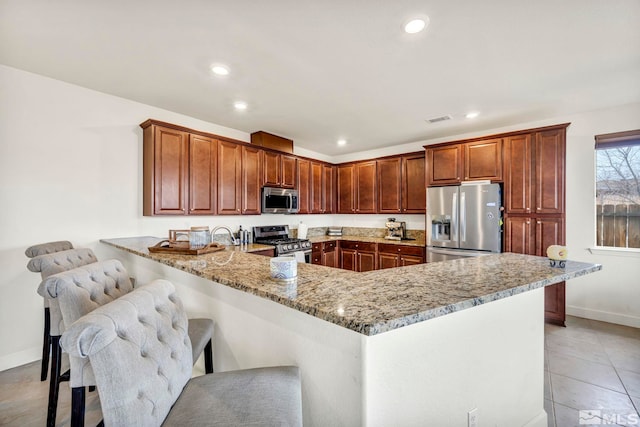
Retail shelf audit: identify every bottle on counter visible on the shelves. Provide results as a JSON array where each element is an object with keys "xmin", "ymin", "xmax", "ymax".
[{"xmin": 237, "ymin": 225, "xmax": 243, "ymax": 245}]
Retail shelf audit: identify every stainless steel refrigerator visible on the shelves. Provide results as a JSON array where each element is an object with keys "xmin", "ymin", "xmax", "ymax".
[{"xmin": 426, "ymin": 183, "xmax": 502, "ymax": 262}]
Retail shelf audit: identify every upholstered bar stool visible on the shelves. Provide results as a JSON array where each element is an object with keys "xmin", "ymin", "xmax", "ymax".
[
  {"xmin": 61, "ymin": 279, "xmax": 303, "ymax": 427},
  {"xmin": 27, "ymin": 248, "xmax": 99, "ymax": 427},
  {"xmin": 40, "ymin": 260, "xmax": 215, "ymax": 427},
  {"xmin": 25, "ymin": 240, "xmax": 74, "ymax": 381}
]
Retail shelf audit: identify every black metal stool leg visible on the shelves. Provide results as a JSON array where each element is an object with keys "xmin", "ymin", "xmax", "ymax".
[
  {"xmin": 47, "ymin": 335, "xmax": 62, "ymax": 427},
  {"xmin": 71, "ymin": 387, "xmax": 86, "ymax": 427},
  {"xmin": 204, "ymin": 339, "xmax": 214, "ymax": 373},
  {"xmin": 41, "ymin": 307, "xmax": 51, "ymax": 381}
]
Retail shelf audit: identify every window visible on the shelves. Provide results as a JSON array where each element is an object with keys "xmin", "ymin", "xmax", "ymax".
[{"xmin": 595, "ymin": 129, "xmax": 640, "ymax": 248}]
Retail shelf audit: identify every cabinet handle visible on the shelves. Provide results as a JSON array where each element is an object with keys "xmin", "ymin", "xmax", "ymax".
[
  {"xmin": 525, "ymin": 208, "xmax": 530, "ymax": 212},
  {"xmin": 526, "ymin": 221, "xmax": 530, "ymax": 224},
  {"xmin": 398, "ymin": 248, "xmax": 401, "ymax": 252},
  {"xmin": 537, "ymin": 221, "xmax": 541, "ymax": 225},
  {"xmin": 457, "ymin": 177, "xmax": 460, "ymax": 180},
  {"xmin": 537, "ymin": 207, "xmax": 541, "ymax": 211}
]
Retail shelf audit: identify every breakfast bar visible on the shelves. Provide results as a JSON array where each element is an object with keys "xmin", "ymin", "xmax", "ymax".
[{"xmin": 101, "ymin": 236, "xmax": 602, "ymax": 427}]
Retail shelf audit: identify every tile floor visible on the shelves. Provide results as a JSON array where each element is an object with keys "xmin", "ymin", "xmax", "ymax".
[
  {"xmin": 545, "ymin": 316, "xmax": 640, "ymax": 427},
  {"xmin": 0, "ymin": 315, "xmax": 638, "ymax": 426}
]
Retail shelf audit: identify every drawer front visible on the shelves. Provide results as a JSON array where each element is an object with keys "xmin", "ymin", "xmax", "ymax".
[
  {"xmin": 312, "ymin": 242, "xmax": 322, "ymax": 252},
  {"xmin": 324, "ymin": 241, "xmax": 337, "ymax": 252},
  {"xmin": 340, "ymin": 240, "xmax": 376, "ymax": 252},
  {"xmin": 378, "ymin": 243, "xmax": 425, "ymax": 257}
]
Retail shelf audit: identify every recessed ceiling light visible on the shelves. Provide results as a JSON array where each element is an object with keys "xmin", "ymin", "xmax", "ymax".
[
  {"xmin": 211, "ymin": 65, "xmax": 229, "ymax": 76},
  {"xmin": 337, "ymin": 139, "xmax": 347, "ymax": 146},
  {"xmin": 465, "ymin": 111, "xmax": 480, "ymax": 119},
  {"xmin": 234, "ymin": 101, "xmax": 247, "ymax": 111},
  {"xmin": 404, "ymin": 18, "xmax": 428, "ymax": 34}
]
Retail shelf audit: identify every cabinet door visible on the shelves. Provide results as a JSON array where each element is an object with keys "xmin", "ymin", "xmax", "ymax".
[
  {"xmin": 377, "ymin": 157, "xmax": 402, "ymax": 213},
  {"xmin": 241, "ymin": 145, "xmax": 262, "ymax": 215},
  {"xmin": 323, "ymin": 249, "xmax": 337, "ymax": 268},
  {"xmin": 262, "ymin": 151, "xmax": 281, "ymax": 187},
  {"xmin": 464, "ymin": 139, "xmax": 503, "ymax": 181},
  {"xmin": 310, "ymin": 161, "xmax": 323, "ymax": 214},
  {"xmin": 323, "ymin": 164, "xmax": 335, "ymax": 214},
  {"xmin": 188, "ymin": 134, "xmax": 217, "ymax": 215},
  {"xmin": 535, "ymin": 217, "xmax": 565, "ymax": 256},
  {"xmin": 340, "ymin": 248, "xmax": 357, "ymax": 271},
  {"xmin": 150, "ymin": 126, "xmax": 189, "ymax": 215},
  {"xmin": 535, "ymin": 129, "xmax": 565, "ymax": 214},
  {"xmin": 357, "ymin": 251, "xmax": 377, "ymax": 272},
  {"xmin": 401, "ymin": 255, "xmax": 424, "ymax": 266},
  {"xmin": 426, "ymin": 144, "xmax": 462, "ymax": 186},
  {"xmin": 281, "ymin": 155, "xmax": 297, "ymax": 189},
  {"xmin": 217, "ymin": 141, "xmax": 242, "ymax": 215},
  {"xmin": 545, "ymin": 282, "xmax": 566, "ymax": 326},
  {"xmin": 297, "ymin": 159, "xmax": 311, "ymax": 214},
  {"xmin": 504, "ymin": 134, "xmax": 532, "ymax": 214},
  {"xmin": 355, "ymin": 161, "xmax": 377, "ymax": 213},
  {"xmin": 402, "ymin": 154, "xmax": 426, "ymax": 213},
  {"xmin": 378, "ymin": 253, "xmax": 399, "ymax": 270},
  {"xmin": 337, "ymin": 164, "xmax": 355, "ymax": 213},
  {"xmin": 504, "ymin": 217, "xmax": 534, "ymax": 254}
]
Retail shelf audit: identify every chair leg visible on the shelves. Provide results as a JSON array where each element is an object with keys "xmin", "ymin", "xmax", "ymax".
[
  {"xmin": 71, "ymin": 387, "xmax": 85, "ymax": 427},
  {"xmin": 204, "ymin": 339, "xmax": 214, "ymax": 373},
  {"xmin": 41, "ymin": 307, "xmax": 51, "ymax": 381},
  {"xmin": 47, "ymin": 335, "xmax": 62, "ymax": 427}
]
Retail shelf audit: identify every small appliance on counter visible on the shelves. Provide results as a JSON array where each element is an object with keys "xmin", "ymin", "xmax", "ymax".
[
  {"xmin": 384, "ymin": 218, "xmax": 407, "ymax": 241},
  {"xmin": 327, "ymin": 227, "xmax": 343, "ymax": 236}
]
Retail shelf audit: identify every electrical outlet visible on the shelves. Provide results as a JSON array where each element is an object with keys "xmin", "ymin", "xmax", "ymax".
[{"xmin": 468, "ymin": 408, "xmax": 478, "ymax": 427}]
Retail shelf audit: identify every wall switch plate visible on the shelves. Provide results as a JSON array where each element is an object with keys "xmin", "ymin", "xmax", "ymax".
[{"xmin": 468, "ymin": 408, "xmax": 478, "ymax": 427}]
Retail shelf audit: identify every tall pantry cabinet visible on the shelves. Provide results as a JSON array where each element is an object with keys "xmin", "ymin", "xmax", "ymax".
[{"xmin": 503, "ymin": 125, "xmax": 568, "ymax": 326}]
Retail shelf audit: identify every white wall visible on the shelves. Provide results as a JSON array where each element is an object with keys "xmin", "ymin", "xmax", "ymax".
[{"xmin": 1, "ymin": 63, "xmax": 638, "ymax": 371}]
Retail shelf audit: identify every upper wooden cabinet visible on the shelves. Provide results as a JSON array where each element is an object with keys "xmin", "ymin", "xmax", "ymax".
[
  {"xmin": 504, "ymin": 127, "xmax": 565, "ymax": 215},
  {"xmin": 143, "ymin": 122, "xmax": 212, "ymax": 216},
  {"xmin": 297, "ymin": 158, "xmax": 311, "ymax": 214},
  {"xmin": 323, "ymin": 164, "xmax": 335, "ymax": 214},
  {"xmin": 378, "ymin": 153, "xmax": 426, "ymax": 213},
  {"xmin": 426, "ymin": 144, "xmax": 462, "ymax": 186},
  {"xmin": 426, "ymin": 139, "xmax": 502, "ymax": 186},
  {"xmin": 337, "ymin": 164, "xmax": 355, "ymax": 213},
  {"xmin": 241, "ymin": 145, "xmax": 262, "ymax": 215},
  {"xmin": 262, "ymin": 152, "xmax": 296, "ymax": 189},
  {"xmin": 310, "ymin": 161, "xmax": 323, "ymax": 214},
  {"xmin": 217, "ymin": 140, "xmax": 242, "ymax": 215},
  {"xmin": 355, "ymin": 161, "xmax": 377, "ymax": 213}
]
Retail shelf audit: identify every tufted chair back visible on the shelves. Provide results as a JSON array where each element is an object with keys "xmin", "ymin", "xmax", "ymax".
[
  {"xmin": 39, "ymin": 259, "xmax": 134, "ymax": 387},
  {"xmin": 61, "ymin": 279, "xmax": 192, "ymax": 426},
  {"xmin": 29, "ymin": 248, "xmax": 98, "ymax": 325},
  {"xmin": 25, "ymin": 240, "xmax": 74, "ymax": 258}
]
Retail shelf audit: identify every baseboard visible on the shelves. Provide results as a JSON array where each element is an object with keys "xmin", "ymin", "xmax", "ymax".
[
  {"xmin": 523, "ymin": 408, "xmax": 548, "ymax": 427},
  {"xmin": 0, "ymin": 346, "xmax": 41, "ymax": 372},
  {"xmin": 567, "ymin": 305, "xmax": 640, "ymax": 328}
]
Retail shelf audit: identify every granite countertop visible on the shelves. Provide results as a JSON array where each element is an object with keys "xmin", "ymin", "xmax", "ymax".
[
  {"xmin": 308, "ymin": 235, "xmax": 425, "ymax": 247},
  {"xmin": 101, "ymin": 236, "xmax": 601, "ymax": 336}
]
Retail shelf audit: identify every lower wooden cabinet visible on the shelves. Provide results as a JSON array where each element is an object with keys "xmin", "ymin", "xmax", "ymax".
[
  {"xmin": 378, "ymin": 243, "xmax": 425, "ymax": 269},
  {"xmin": 312, "ymin": 241, "xmax": 338, "ymax": 267},
  {"xmin": 339, "ymin": 241, "xmax": 377, "ymax": 272},
  {"xmin": 250, "ymin": 248, "xmax": 275, "ymax": 257}
]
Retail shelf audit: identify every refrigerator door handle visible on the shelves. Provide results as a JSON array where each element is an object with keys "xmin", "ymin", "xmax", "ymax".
[
  {"xmin": 460, "ymin": 191, "xmax": 466, "ymax": 243},
  {"xmin": 451, "ymin": 191, "xmax": 458, "ymax": 243}
]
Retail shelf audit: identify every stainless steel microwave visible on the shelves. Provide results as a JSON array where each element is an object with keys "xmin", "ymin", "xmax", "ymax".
[{"xmin": 262, "ymin": 187, "xmax": 299, "ymax": 214}]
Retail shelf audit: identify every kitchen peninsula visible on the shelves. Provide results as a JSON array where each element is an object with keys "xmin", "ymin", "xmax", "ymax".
[{"xmin": 102, "ymin": 236, "xmax": 601, "ymax": 426}]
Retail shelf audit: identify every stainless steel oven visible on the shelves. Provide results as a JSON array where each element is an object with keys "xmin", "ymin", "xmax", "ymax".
[{"xmin": 261, "ymin": 187, "xmax": 299, "ymax": 214}]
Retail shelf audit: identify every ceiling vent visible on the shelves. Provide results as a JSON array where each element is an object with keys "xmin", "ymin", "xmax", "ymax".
[{"xmin": 426, "ymin": 115, "xmax": 453, "ymax": 124}]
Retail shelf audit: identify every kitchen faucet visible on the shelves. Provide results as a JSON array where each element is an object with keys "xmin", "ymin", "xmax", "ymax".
[{"xmin": 211, "ymin": 226, "xmax": 240, "ymax": 246}]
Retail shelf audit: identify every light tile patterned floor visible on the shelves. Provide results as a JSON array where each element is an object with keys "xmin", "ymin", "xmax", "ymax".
[
  {"xmin": 545, "ymin": 316, "xmax": 640, "ymax": 427},
  {"xmin": 0, "ymin": 315, "xmax": 638, "ymax": 426}
]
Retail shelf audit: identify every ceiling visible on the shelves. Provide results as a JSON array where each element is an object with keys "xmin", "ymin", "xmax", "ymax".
[{"xmin": 1, "ymin": 1, "xmax": 639, "ymax": 156}]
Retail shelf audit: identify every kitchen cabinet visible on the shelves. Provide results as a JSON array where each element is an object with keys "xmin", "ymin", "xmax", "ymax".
[
  {"xmin": 310, "ymin": 161, "xmax": 323, "ymax": 214},
  {"xmin": 377, "ymin": 244, "xmax": 425, "ymax": 269},
  {"xmin": 217, "ymin": 140, "xmax": 242, "ymax": 215},
  {"xmin": 504, "ymin": 134, "xmax": 532, "ymax": 214},
  {"xmin": 297, "ymin": 159, "xmax": 311, "ymax": 214},
  {"xmin": 142, "ymin": 122, "xmax": 219, "ymax": 216},
  {"xmin": 241, "ymin": 145, "xmax": 262, "ymax": 215},
  {"xmin": 262, "ymin": 151, "xmax": 296, "ymax": 189},
  {"xmin": 312, "ymin": 241, "xmax": 338, "ymax": 267},
  {"xmin": 323, "ymin": 164, "xmax": 335, "ymax": 214},
  {"xmin": 337, "ymin": 162, "xmax": 377, "ymax": 213},
  {"xmin": 339, "ymin": 241, "xmax": 377, "ymax": 272},
  {"xmin": 378, "ymin": 153, "xmax": 426, "ymax": 214},
  {"xmin": 425, "ymin": 139, "xmax": 502, "ymax": 186}
]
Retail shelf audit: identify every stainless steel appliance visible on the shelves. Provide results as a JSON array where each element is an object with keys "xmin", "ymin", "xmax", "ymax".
[
  {"xmin": 426, "ymin": 183, "xmax": 502, "ymax": 262},
  {"xmin": 261, "ymin": 187, "xmax": 299, "ymax": 214},
  {"xmin": 384, "ymin": 218, "xmax": 407, "ymax": 241},
  {"xmin": 253, "ymin": 225, "xmax": 312, "ymax": 262}
]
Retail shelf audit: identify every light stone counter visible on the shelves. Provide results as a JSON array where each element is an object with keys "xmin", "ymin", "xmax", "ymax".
[{"xmin": 101, "ymin": 236, "xmax": 600, "ymax": 336}]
